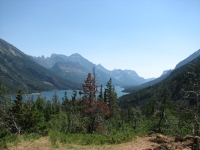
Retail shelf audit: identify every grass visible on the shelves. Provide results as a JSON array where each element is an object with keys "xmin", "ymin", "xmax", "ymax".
[
  {"xmin": 49, "ymin": 131, "xmax": 136, "ymax": 146},
  {"xmin": 0, "ymin": 133, "xmax": 42, "ymax": 149},
  {"xmin": 2, "ymin": 131, "xmax": 136, "ymax": 149}
]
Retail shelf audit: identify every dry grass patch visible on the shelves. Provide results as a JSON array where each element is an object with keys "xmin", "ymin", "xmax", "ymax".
[
  {"xmin": 6, "ymin": 136, "xmax": 156, "ymax": 150},
  {"xmin": 7, "ymin": 136, "xmax": 115, "ymax": 150}
]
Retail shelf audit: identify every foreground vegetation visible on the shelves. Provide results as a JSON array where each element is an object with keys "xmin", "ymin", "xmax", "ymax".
[{"xmin": 0, "ymin": 67, "xmax": 199, "ymax": 149}]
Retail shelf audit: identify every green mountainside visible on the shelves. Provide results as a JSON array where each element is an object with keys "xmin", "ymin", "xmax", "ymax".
[
  {"xmin": 1, "ymin": 39, "xmax": 200, "ymax": 146},
  {"xmin": 0, "ymin": 39, "xmax": 80, "ymax": 93},
  {"xmin": 119, "ymin": 55, "xmax": 200, "ymax": 109},
  {"xmin": 123, "ymin": 49, "xmax": 200, "ymax": 93}
]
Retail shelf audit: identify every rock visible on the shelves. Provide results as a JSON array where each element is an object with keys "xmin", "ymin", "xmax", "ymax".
[
  {"xmin": 183, "ymin": 135, "xmax": 194, "ymax": 141},
  {"xmin": 182, "ymin": 139, "xmax": 193, "ymax": 147},
  {"xmin": 150, "ymin": 134, "xmax": 167, "ymax": 144},
  {"xmin": 153, "ymin": 145, "xmax": 168, "ymax": 150},
  {"xmin": 194, "ymin": 136, "xmax": 200, "ymax": 142},
  {"xmin": 148, "ymin": 131, "xmax": 156, "ymax": 137},
  {"xmin": 174, "ymin": 136, "xmax": 183, "ymax": 142}
]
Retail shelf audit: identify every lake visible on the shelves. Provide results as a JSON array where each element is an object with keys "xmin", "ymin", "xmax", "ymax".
[{"xmin": 14, "ymin": 86, "xmax": 129, "ymax": 102}]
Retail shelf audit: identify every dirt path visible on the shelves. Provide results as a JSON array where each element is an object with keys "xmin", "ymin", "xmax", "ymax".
[{"xmin": 7, "ymin": 133, "xmax": 199, "ymax": 150}]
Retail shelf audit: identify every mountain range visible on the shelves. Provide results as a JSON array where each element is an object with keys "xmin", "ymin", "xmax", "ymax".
[
  {"xmin": 32, "ymin": 53, "xmax": 154, "ymax": 86},
  {"xmin": 1, "ymin": 38, "xmax": 200, "ymax": 95}
]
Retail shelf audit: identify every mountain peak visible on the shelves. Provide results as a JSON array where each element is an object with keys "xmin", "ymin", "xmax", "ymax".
[
  {"xmin": 161, "ymin": 69, "xmax": 172, "ymax": 76},
  {"xmin": 70, "ymin": 53, "xmax": 82, "ymax": 57},
  {"xmin": 50, "ymin": 53, "xmax": 66, "ymax": 58}
]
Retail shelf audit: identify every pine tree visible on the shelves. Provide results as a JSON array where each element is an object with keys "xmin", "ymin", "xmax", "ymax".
[
  {"xmin": 52, "ymin": 92, "xmax": 60, "ymax": 115},
  {"xmin": 35, "ymin": 96, "xmax": 46, "ymax": 114},
  {"xmin": 62, "ymin": 91, "xmax": 69, "ymax": 112},
  {"xmin": 23, "ymin": 100, "xmax": 46, "ymax": 133},
  {"xmin": 81, "ymin": 70, "xmax": 110, "ymax": 134},
  {"xmin": 45, "ymin": 100, "xmax": 52, "ymax": 122},
  {"xmin": 105, "ymin": 78, "xmax": 119, "ymax": 117},
  {"xmin": 10, "ymin": 89, "xmax": 24, "ymax": 134}
]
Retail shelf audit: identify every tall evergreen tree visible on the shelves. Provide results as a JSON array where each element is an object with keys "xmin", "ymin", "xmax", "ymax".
[
  {"xmin": 62, "ymin": 91, "xmax": 69, "ymax": 112},
  {"xmin": 10, "ymin": 89, "xmax": 24, "ymax": 134},
  {"xmin": 45, "ymin": 100, "xmax": 52, "ymax": 122},
  {"xmin": 105, "ymin": 78, "xmax": 119, "ymax": 117},
  {"xmin": 35, "ymin": 96, "xmax": 46, "ymax": 114},
  {"xmin": 52, "ymin": 92, "xmax": 60, "ymax": 115}
]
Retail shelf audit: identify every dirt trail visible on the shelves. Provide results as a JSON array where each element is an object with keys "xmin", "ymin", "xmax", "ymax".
[{"xmin": 7, "ymin": 133, "xmax": 200, "ymax": 150}]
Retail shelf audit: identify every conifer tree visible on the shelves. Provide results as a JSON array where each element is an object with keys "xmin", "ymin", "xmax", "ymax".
[
  {"xmin": 81, "ymin": 70, "xmax": 110, "ymax": 134},
  {"xmin": 52, "ymin": 92, "xmax": 60, "ymax": 115},
  {"xmin": 23, "ymin": 99, "xmax": 46, "ymax": 133},
  {"xmin": 62, "ymin": 91, "xmax": 69, "ymax": 112},
  {"xmin": 105, "ymin": 78, "xmax": 119, "ymax": 117},
  {"xmin": 35, "ymin": 96, "xmax": 46, "ymax": 114},
  {"xmin": 10, "ymin": 89, "xmax": 24, "ymax": 134},
  {"xmin": 45, "ymin": 100, "xmax": 52, "ymax": 122}
]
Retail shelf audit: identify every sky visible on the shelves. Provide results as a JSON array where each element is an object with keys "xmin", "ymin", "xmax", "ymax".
[{"xmin": 0, "ymin": 0, "xmax": 200, "ymax": 79}]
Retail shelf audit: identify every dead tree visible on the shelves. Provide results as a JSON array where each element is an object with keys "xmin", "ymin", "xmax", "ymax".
[{"xmin": 81, "ymin": 67, "xmax": 110, "ymax": 134}]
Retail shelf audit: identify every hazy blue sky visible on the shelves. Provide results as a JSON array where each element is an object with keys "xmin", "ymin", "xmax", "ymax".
[{"xmin": 0, "ymin": 0, "xmax": 200, "ymax": 78}]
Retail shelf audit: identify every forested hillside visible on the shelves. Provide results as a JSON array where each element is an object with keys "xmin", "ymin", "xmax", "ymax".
[
  {"xmin": 119, "ymin": 54, "xmax": 200, "ymax": 109},
  {"xmin": 1, "ymin": 59, "xmax": 200, "ymax": 149},
  {"xmin": 0, "ymin": 39, "xmax": 80, "ymax": 93},
  {"xmin": 1, "ymin": 38, "xmax": 200, "ymax": 149},
  {"xmin": 124, "ymin": 49, "xmax": 200, "ymax": 93}
]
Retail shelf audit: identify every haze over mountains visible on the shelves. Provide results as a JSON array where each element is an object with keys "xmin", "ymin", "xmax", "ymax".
[
  {"xmin": 32, "ymin": 53, "xmax": 155, "ymax": 86},
  {"xmin": 32, "ymin": 48, "xmax": 200, "ymax": 92},
  {"xmin": 119, "ymin": 49, "xmax": 200, "ymax": 109},
  {"xmin": 124, "ymin": 48, "xmax": 200, "ymax": 92},
  {"xmin": 1, "ymin": 38, "xmax": 200, "ymax": 95}
]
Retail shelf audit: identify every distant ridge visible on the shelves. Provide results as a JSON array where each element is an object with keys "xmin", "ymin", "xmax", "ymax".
[
  {"xmin": 119, "ymin": 53, "xmax": 200, "ymax": 108},
  {"xmin": 0, "ymin": 38, "xmax": 80, "ymax": 93},
  {"xmin": 33, "ymin": 54, "xmax": 153, "ymax": 86},
  {"xmin": 175, "ymin": 49, "xmax": 200, "ymax": 69},
  {"xmin": 124, "ymin": 49, "xmax": 200, "ymax": 93}
]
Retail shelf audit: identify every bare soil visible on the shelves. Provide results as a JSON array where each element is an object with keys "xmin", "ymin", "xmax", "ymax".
[{"xmin": 7, "ymin": 133, "xmax": 200, "ymax": 150}]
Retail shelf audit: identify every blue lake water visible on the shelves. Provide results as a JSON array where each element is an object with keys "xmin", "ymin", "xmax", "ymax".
[{"xmin": 13, "ymin": 86, "xmax": 129, "ymax": 102}]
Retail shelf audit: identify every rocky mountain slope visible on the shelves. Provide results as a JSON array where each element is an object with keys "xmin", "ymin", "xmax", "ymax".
[
  {"xmin": 33, "ymin": 54, "xmax": 153, "ymax": 86},
  {"xmin": 96, "ymin": 64, "xmax": 154, "ymax": 85},
  {"xmin": 49, "ymin": 61, "xmax": 88, "ymax": 84}
]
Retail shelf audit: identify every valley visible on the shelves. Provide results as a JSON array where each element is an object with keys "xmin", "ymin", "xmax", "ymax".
[
  {"xmin": 1, "ymin": 1, "xmax": 200, "ymax": 149},
  {"xmin": 1, "ymin": 38, "xmax": 200, "ymax": 150}
]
